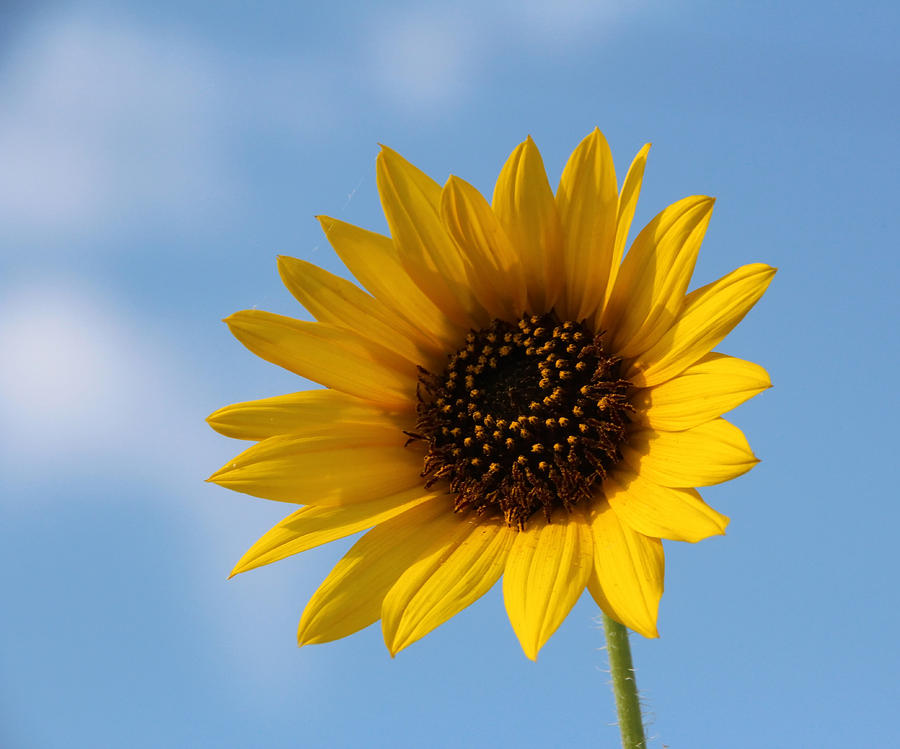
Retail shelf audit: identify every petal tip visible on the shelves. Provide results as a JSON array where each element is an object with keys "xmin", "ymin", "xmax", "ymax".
[
  {"xmin": 222, "ymin": 311, "xmax": 248, "ymax": 328},
  {"xmin": 632, "ymin": 619, "xmax": 660, "ymax": 639},
  {"xmin": 377, "ymin": 143, "xmax": 401, "ymax": 161},
  {"xmin": 228, "ymin": 556, "xmax": 250, "ymax": 579},
  {"xmin": 206, "ymin": 463, "xmax": 235, "ymax": 483},
  {"xmin": 205, "ymin": 408, "xmax": 233, "ymax": 433}
]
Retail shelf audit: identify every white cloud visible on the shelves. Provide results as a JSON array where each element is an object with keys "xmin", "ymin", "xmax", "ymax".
[
  {"xmin": 366, "ymin": 8, "xmax": 480, "ymax": 110},
  {"xmin": 503, "ymin": 0, "xmax": 641, "ymax": 44},
  {"xmin": 0, "ymin": 280, "xmax": 188, "ymax": 470},
  {"xmin": 0, "ymin": 278, "xmax": 314, "ymax": 686},
  {"xmin": 361, "ymin": 1, "xmax": 655, "ymax": 110},
  {"xmin": 0, "ymin": 17, "xmax": 234, "ymax": 242},
  {"xmin": 0, "ymin": 14, "xmax": 335, "ymax": 247}
]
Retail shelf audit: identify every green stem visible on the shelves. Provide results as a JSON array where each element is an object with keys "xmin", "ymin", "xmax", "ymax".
[{"xmin": 603, "ymin": 614, "xmax": 646, "ymax": 749}]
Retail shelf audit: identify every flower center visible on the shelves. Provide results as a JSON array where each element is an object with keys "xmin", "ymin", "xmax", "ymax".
[{"xmin": 413, "ymin": 313, "xmax": 633, "ymax": 528}]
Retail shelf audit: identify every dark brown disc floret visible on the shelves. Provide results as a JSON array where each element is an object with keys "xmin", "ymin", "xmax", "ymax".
[{"xmin": 411, "ymin": 313, "xmax": 633, "ymax": 529}]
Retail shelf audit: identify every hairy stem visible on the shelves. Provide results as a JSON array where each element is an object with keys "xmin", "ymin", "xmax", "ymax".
[{"xmin": 603, "ymin": 614, "xmax": 646, "ymax": 749}]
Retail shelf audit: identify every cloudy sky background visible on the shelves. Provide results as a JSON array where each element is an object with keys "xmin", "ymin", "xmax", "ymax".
[{"xmin": 2, "ymin": 1, "xmax": 898, "ymax": 747}]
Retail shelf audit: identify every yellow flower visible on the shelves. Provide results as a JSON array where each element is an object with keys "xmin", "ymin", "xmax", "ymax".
[{"xmin": 207, "ymin": 129, "xmax": 775, "ymax": 660}]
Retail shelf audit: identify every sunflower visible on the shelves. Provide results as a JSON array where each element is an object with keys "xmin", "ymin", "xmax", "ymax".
[{"xmin": 207, "ymin": 129, "xmax": 774, "ymax": 660}]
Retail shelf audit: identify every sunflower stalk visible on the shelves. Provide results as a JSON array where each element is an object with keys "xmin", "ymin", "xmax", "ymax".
[{"xmin": 603, "ymin": 614, "xmax": 646, "ymax": 749}]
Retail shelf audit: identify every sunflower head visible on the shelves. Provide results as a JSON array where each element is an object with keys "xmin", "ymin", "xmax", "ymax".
[
  {"xmin": 208, "ymin": 128, "xmax": 775, "ymax": 659},
  {"xmin": 413, "ymin": 312, "xmax": 633, "ymax": 528}
]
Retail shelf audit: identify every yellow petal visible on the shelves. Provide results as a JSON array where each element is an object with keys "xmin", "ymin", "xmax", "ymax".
[
  {"xmin": 588, "ymin": 499, "xmax": 664, "ymax": 638},
  {"xmin": 491, "ymin": 136, "xmax": 564, "ymax": 313},
  {"xmin": 224, "ymin": 310, "xmax": 415, "ymax": 409},
  {"xmin": 207, "ymin": 389, "xmax": 411, "ymax": 441},
  {"xmin": 605, "ymin": 469, "xmax": 729, "ymax": 543},
  {"xmin": 601, "ymin": 143, "xmax": 651, "ymax": 313},
  {"xmin": 440, "ymin": 175, "xmax": 528, "ymax": 320},
  {"xmin": 276, "ymin": 255, "xmax": 432, "ymax": 368},
  {"xmin": 603, "ymin": 195, "xmax": 715, "ymax": 358},
  {"xmin": 382, "ymin": 516, "xmax": 515, "ymax": 656},
  {"xmin": 230, "ymin": 486, "xmax": 440, "ymax": 576},
  {"xmin": 502, "ymin": 507, "xmax": 593, "ymax": 660},
  {"xmin": 377, "ymin": 146, "xmax": 487, "ymax": 329},
  {"xmin": 317, "ymin": 215, "xmax": 460, "ymax": 352},
  {"xmin": 632, "ymin": 352, "xmax": 771, "ymax": 431},
  {"xmin": 297, "ymin": 498, "xmax": 451, "ymax": 646},
  {"xmin": 621, "ymin": 418, "xmax": 758, "ymax": 488},
  {"xmin": 206, "ymin": 426, "xmax": 424, "ymax": 504},
  {"xmin": 628, "ymin": 263, "xmax": 776, "ymax": 388},
  {"xmin": 555, "ymin": 128, "xmax": 618, "ymax": 321}
]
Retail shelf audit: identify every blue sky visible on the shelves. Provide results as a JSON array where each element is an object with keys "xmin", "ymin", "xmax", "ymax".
[{"xmin": 1, "ymin": 1, "xmax": 897, "ymax": 747}]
